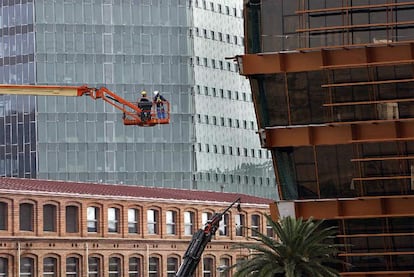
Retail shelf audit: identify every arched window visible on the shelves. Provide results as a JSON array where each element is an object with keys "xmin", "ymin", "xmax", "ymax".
[
  {"xmin": 128, "ymin": 256, "xmax": 141, "ymax": 277},
  {"xmin": 43, "ymin": 204, "xmax": 57, "ymax": 232},
  {"xmin": 203, "ymin": 257, "xmax": 214, "ymax": 277},
  {"xmin": 202, "ymin": 212, "xmax": 213, "ymax": 225},
  {"xmin": 108, "ymin": 207, "xmax": 120, "ymax": 233},
  {"xmin": 108, "ymin": 256, "xmax": 121, "ymax": 277},
  {"xmin": 128, "ymin": 208, "xmax": 140, "ymax": 234},
  {"xmin": 184, "ymin": 211, "xmax": 195, "ymax": 236},
  {"xmin": 266, "ymin": 218, "xmax": 274, "ymax": 237},
  {"xmin": 218, "ymin": 257, "xmax": 231, "ymax": 277},
  {"xmin": 219, "ymin": 213, "xmax": 229, "ymax": 236},
  {"xmin": 0, "ymin": 257, "xmax": 8, "ymax": 277},
  {"xmin": 167, "ymin": 257, "xmax": 179, "ymax": 277},
  {"xmin": 20, "ymin": 203, "xmax": 34, "ymax": 231},
  {"xmin": 235, "ymin": 256, "xmax": 247, "ymax": 271},
  {"xmin": 20, "ymin": 257, "xmax": 34, "ymax": 277},
  {"xmin": 87, "ymin": 206, "xmax": 100, "ymax": 233},
  {"xmin": 235, "ymin": 213, "xmax": 245, "ymax": 237},
  {"xmin": 251, "ymin": 214, "xmax": 261, "ymax": 237},
  {"xmin": 66, "ymin": 257, "xmax": 80, "ymax": 277},
  {"xmin": 43, "ymin": 257, "xmax": 57, "ymax": 277},
  {"xmin": 0, "ymin": 202, "xmax": 7, "ymax": 230},
  {"xmin": 147, "ymin": 209, "xmax": 159, "ymax": 235},
  {"xmin": 148, "ymin": 257, "xmax": 160, "ymax": 277},
  {"xmin": 166, "ymin": 210, "xmax": 177, "ymax": 235},
  {"xmin": 88, "ymin": 256, "xmax": 101, "ymax": 277},
  {"xmin": 66, "ymin": 205, "xmax": 79, "ymax": 233}
]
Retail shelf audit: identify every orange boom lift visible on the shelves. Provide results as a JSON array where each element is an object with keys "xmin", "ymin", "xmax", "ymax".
[{"xmin": 0, "ymin": 84, "xmax": 170, "ymax": 127}]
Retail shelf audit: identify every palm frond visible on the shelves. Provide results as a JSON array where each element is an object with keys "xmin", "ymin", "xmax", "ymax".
[{"xmin": 233, "ymin": 215, "xmax": 345, "ymax": 277}]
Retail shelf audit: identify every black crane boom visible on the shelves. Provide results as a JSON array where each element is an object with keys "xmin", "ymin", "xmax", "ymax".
[{"xmin": 176, "ymin": 198, "xmax": 241, "ymax": 277}]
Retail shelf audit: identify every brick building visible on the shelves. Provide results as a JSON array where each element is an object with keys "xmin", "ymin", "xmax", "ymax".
[{"xmin": 0, "ymin": 177, "xmax": 272, "ymax": 276}]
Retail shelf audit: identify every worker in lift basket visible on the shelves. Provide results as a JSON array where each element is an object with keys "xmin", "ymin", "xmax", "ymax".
[
  {"xmin": 153, "ymin": 90, "xmax": 167, "ymax": 119},
  {"xmin": 138, "ymin": 90, "xmax": 152, "ymax": 122}
]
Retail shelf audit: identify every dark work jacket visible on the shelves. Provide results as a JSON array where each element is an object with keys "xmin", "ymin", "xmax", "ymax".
[
  {"xmin": 138, "ymin": 97, "xmax": 152, "ymax": 111},
  {"xmin": 153, "ymin": 94, "xmax": 166, "ymax": 107}
]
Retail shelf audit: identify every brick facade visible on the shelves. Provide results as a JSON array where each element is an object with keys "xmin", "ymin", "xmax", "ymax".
[{"xmin": 0, "ymin": 179, "xmax": 271, "ymax": 276}]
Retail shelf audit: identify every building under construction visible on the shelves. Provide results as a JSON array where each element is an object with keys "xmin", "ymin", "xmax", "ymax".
[{"xmin": 239, "ymin": 0, "xmax": 414, "ymax": 275}]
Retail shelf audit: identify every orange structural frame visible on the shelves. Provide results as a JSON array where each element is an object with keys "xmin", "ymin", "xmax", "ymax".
[
  {"xmin": 239, "ymin": 42, "xmax": 414, "ymax": 75},
  {"xmin": 340, "ymin": 272, "xmax": 414, "ymax": 277},
  {"xmin": 262, "ymin": 119, "xmax": 414, "ymax": 147},
  {"xmin": 270, "ymin": 196, "xmax": 414, "ymax": 277},
  {"xmin": 272, "ymin": 195, "xmax": 414, "ymax": 220}
]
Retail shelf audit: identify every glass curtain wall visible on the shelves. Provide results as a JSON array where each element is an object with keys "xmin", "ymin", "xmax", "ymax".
[
  {"xmin": 260, "ymin": 63, "xmax": 414, "ymax": 127},
  {"xmin": 34, "ymin": 0, "xmax": 194, "ymax": 188},
  {"xmin": 258, "ymin": 0, "xmax": 414, "ymax": 51},
  {"xmin": 192, "ymin": 1, "xmax": 276, "ymax": 198},
  {"xmin": 326, "ymin": 217, "xmax": 414, "ymax": 271},
  {"xmin": 0, "ymin": 1, "xmax": 36, "ymax": 178}
]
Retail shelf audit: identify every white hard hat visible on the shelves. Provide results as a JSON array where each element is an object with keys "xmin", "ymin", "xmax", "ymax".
[{"xmin": 154, "ymin": 90, "xmax": 159, "ymax": 95}]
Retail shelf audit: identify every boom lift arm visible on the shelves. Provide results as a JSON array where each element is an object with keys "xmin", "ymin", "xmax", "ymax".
[
  {"xmin": 176, "ymin": 198, "xmax": 241, "ymax": 277},
  {"xmin": 0, "ymin": 84, "xmax": 170, "ymax": 127}
]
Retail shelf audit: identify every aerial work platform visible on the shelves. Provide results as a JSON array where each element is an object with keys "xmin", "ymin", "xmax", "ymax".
[{"xmin": 0, "ymin": 84, "xmax": 170, "ymax": 127}]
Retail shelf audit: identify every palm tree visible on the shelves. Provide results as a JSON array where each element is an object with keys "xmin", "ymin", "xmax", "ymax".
[{"xmin": 232, "ymin": 214, "xmax": 344, "ymax": 277}]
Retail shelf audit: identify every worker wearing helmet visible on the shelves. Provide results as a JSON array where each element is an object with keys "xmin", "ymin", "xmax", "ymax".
[
  {"xmin": 138, "ymin": 90, "xmax": 152, "ymax": 122},
  {"xmin": 139, "ymin": 90, "xmax": 148, "ymax": 100},
  {"xmin": 153, "ymin": 91, "xmax": 167, "ymax": 119}
]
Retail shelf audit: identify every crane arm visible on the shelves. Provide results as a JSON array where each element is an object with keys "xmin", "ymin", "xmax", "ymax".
[
  {"xmin": 0, "ymin": 84, "xmax": 83, "ymax": 97},
  {"xmin": 175, "ymin": 198, "xmax": 241, "ymax": 277},
  {"xmin": 77, "ymin": 86, "xmax": 142, "ymax": 124},
  {"xmin": 0, "ymin": 84, "xmax": 170, "ymax": 127}
]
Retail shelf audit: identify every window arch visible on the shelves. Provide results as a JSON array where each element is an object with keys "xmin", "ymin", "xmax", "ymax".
[
  {"xmin": 251, "ymin": 214, "xmax": 261, "ymax": 237},
  {"xmin": 202, "ymin": 256, "xmax": 215, "ymax": 277},
  {"xmin": 43, "ymin": 256, "xmax": 58, "ymax": 277},
  {"xmin": 266, "ymin": 217, "xmax": 274, "ymax": 237},
  {"xmin": 65, "ymin": 204, "xmax": 80, "ymax": 233},
  {"xmin": 128, "ymin": 256, "xmax": 142, "ymax": 276},
  {"xmin": 165, "ymin": 209, "xmax": 178, "ymax": 235},
  {"xmin": 201, "ymin": 210, "xmax": 214, "ymax": 226},
  {"xmin": 0, "ymin": 201, "xmax": 8, "ymax": 230},
  {"xmin": 235, "ymin": 213, "xmax": 246, "ymax": 237},
  {"xmin": 66, "ymin": 256, "xmax": 81, "ymax": 277},
  {"xmin": 184, "ymin": 210, "xmax": 196, "ymax": 236},
  {"xmin": 0, "ymin": 256, "xmax": 9, "ymax": 277},
  {"xmin": 20, "ymin": 256, "xmax": 36, "ymax": 277},
  {"xmin": 88, "ymin": 255, "xmax": 102, "ymax": 277},
  {"xmin": 166, "ymin": 256, "xmax": 179, "ymax": 277},
  {"xmin": 108, "ymin": 206, "xmax": 121, "ymax": 233},
  {"xmin": 147, "ymin": 207, "xmax": 161, "ymax": 235},
  {"xmin": 148, "ymin": 256, "xmax": 161, "ymax": 277},
  {"xmin": 43, "ymin": 203, "xmax": 58, "ymax": 232},
  {"xmin": 108, "ymin": 256, "xmax": 122, "ymax": 277},
  {"xmin": 87, "ymin": 205, "xmax": 101, "ymax": 233},
  {"xmin": 20, "ymin": 202, "xmax": 35, "ymax": 231},
  {"xmin": 219, "ymin": 213, "xmax": 229, "ymax": 236},
  {"xmin": 235, "ymin": 256, "xmax": 247, "ymax": 271},
  {"xmin": 218, "ymin": 256, "xmax": 231, "ymax": 277},
  {"xmin": 128, "ymin": 207, "xmax": 141, "ymax": 234}
]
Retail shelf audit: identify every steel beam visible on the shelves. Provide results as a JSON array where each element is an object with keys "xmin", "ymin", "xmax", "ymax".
[
  {"xmin": 239, "ymin": 43, "xmax": 414, "ymax": 75},
  {"xmin": 262, "ymin": 119, "xmax": 414, "ymax": 147}
]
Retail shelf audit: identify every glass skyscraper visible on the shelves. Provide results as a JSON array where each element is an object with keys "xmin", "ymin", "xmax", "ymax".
[{"xmin": 0, "ymin": 0, "xmax": 276, "ymax": 198}]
